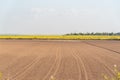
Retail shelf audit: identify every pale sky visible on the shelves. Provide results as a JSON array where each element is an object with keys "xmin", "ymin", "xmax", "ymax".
[{"xmin": 0, "ymin": 0, "xmax": 120, "ymax": 35}]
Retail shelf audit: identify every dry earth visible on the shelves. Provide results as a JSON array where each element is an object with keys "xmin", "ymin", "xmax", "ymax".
[{"xmin": 0, "ymin": 40, "xmax": 120, "ymax": 80}]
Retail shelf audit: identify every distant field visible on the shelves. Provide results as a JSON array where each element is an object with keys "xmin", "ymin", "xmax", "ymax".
[{"xmin": 0, "ymin": 35, "xmax": 120, "ymax": 40}]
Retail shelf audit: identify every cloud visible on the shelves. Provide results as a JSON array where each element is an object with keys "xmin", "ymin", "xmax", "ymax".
[
  {"xmin": 62, "ymin": 8, "xmax": 80, "ymax": 16},
  {"xmin": 31, "ymin": 7, "xmax": 107, "ymax": 20},
  {"xmin": 31, "ymin": 8, "xmax": 42, "ymax": 13},
  {"xmin": 31, "ymin": 8, "xmax": 82, "ymax": 18}
]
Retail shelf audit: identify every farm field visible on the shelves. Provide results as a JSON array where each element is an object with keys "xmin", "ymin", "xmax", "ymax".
[
  {"xmin": 0, "ymin": 35, "xmax": 120, "ymax": 40},
  {"xmin": 0, "ymin": 40, "xmax": 120, "ymax": 80}
]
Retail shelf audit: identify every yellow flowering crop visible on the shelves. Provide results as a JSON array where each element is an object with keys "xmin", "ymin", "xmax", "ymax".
[{"xmin": 0, "ymin": 35, "xmax": 120, "ymax": 40}]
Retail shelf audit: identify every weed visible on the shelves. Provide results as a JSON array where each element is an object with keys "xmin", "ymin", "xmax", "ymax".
[
  {"xmin": 49, "ymin": 76, "xmax": 56, "ymax": 80},
  {"xmin": 0, "ymin": 72, "xmax": 2, "ymax": 80},
  {"xmin": 103, "ymin": 65, "xmax": 120, "ymax": 80}
]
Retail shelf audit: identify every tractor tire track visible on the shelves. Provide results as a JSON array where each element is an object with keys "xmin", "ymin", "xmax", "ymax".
[
  {"xmin": 70, "ymin": 48, "xmax": 82, "ymax": 80},
  {"xmin": 52, "ymin": 46, "xmax": 63, "ymax": 77},
  {"xmin": 9, "ymin": 48, "xmax": 53, "ymax": 80},
  {"xmin": 82, "ymin": 41, "xmax": 120, "ymax": 54},
  {"xmin": 71, "ymin": 47, "xmax": 88, "ymax": 80},
  {"xmin": 42, "ymin": 47, "xmax": 59, "ymax": 80},
  {"xmin": 82, "ymin": 41, "xmax": 119, "ymax": 75},
  {"xmin": 76, "ymin": 47, "xmax": 116, "ymax": 79}
]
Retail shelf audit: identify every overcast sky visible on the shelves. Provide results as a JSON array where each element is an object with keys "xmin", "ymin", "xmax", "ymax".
[{"xmin": 0, "ymin": 0, "xmax": 120, "ymax": 35}]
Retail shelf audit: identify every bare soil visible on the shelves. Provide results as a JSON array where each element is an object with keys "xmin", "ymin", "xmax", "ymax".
[{"xmin": 0, "ymin": 40, "xmax": 120, "ymax": 80}]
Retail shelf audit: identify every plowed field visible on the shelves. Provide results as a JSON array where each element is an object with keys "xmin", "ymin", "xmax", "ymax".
[{"xmin": 0, "ymin": 40, "xmax": 120, "ymax": 80}]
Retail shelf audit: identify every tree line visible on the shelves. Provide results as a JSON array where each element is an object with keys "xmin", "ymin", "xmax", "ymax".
[{"xmin": 65, "ymin": 32, "xmax": 120, "ymax": 35}]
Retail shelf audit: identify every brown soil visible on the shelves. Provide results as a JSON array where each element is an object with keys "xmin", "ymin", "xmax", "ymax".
[{"xmin": 0, "ymin": 40, "xmax": 120, "ymax": 80}]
